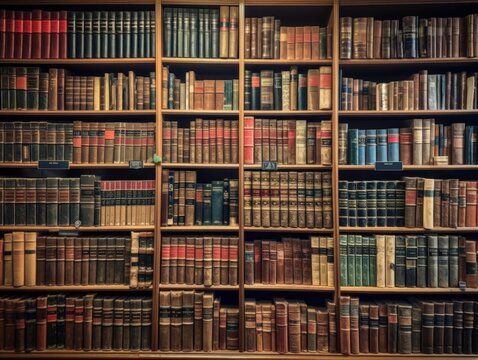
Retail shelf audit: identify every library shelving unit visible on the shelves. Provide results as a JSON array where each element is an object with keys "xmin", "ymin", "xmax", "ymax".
[{"xmin": 1, "ymin": 0, "xmax": 478, "ymax": 359}]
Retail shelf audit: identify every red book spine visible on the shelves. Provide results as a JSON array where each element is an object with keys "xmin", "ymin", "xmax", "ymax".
[
  {"xmin": 59, "ymin": 11, "xmax": 67, "ymax": 59},
  {"xmin": 32, "ymin": 9, "xmax": 41, "ymax": 59},
  {"xmin": 22, "ymin": 11, "xmax": 32, "ymax": 59},
  {"xmin": 41, "ymin": 11, "xmax": 51, "ymax": 59},
  {"xmin": 14, "ymin": 11, "xmax": 23, "ymax": 59},
  {"xmin": 50, "ymin": 11, "xmax": 59, "ymax": 59},
  {"xmin": 5, "ymin": 10, "xmax": 14, "ymax": 59},
  {"xmin": 0, "ymin": 10, "xmax": 6, "ymax": 59}
]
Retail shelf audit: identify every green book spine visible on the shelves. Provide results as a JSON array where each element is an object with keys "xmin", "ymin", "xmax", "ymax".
[
  {"xmin": 354, "ymin": 234, "xmax": 363, "ymax": 286},
  {"xmin": 297, "ymin": 73, "xmax": 307, "ymax": 110},
  {"xmin": 131, "ymin": 11, "xmax": 138, "ymax": 58},
  {"xmin": 92, "ymin": 11, "xmax": 101, "ymax": 58},
  {"xmin": 362, "ymin": 235, "xmax": 370, "ymax": 286},
  {"xmin": 15, "ymin": 179, "xmax": 26, "ymax": 225},
  {"xmin": 340, "ymin": 234, "xmax": 348, "ymax": 286},
  {"xmin": 177, "ymin": 8, "xmax": 183, "ymax": 57},
  {"xmin": 36, "ymin": 178, "xmax": 47, "ymax": 226},
  {"xmin": 144, "ymin": 11, "xmax": 151, "ymax": 58},
  {"xmin": 395, "ymin": 235, "xmax": 406, "ymax": 287},
  {"xmin": 171, "ymin": 8, "xmax": 178, "ymax": 57},
  {"xmin": 75, "ymin": 11, "xmax": 84, "ymax": 59},
  {"xmin": 84, "ymin": 12, "xmax": 93, "ymax": 59},
  {"xmin": 100, "ymin": 11, "xmax": 108, "ymax": 57},
  {"xmin": 204, "ymin": 9, "xmax": 211, "ymax": 58},
  {"xmin": 190, "ymin": 9, "xmax": 198, "ymax": 58},
  {"xmin": 202, "ymin": 183, "xmax": 212, "ymax": 225},
  {"xmin": 46, "ymin": 177, "xmax": 59, "ymax": 226},
  {"xmin": 198, "ymin": 9, "xmax": 204, "ymax": 58},
  {"xmin": 347, "ymin": 234, "xmax": 355, "ymax": 286},
  {"xmin": 211, "ymin": 180, "xmax": 224, "ymax": 225},
  {"xmin": 369, "ymin": 235, "xmax": 377, "ymax": 286},
  {"xmin": 123, "ymin": 11, "xmax": 131, "ymax": 58},
  {"xmin": 58, "ymin": 178, "xmax": 70, "ymax": 226},
  {"xmin": 137, "ymin": 11, "xmax": 144, "ymax": 58},
  {"xmin": 223, "ymin": 179, "xmax": 230, "ymax": 225},
  {"xmin": 115, "ymin": 12, "xmax": 123, "ymax": 58},
  {"xmin": 67, "ymin": 12, "xmax": 76, "ymax": 58},
  {"xmin": 210, "ymin": 9, "xmax": 218, "ymax": 58},
  {"xmin": 108, "ymin": 11, "xmax": 116, "ymax": 58}
]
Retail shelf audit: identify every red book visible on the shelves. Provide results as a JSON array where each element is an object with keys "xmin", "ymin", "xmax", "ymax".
[
  {"xmin": 243, "ymin": 117, "xmax": 254, "ymax": 164},
  {"xmin": 31, "ymin": 9, "xmax": 41, "ymax": 59},
  {"xmin": 41, "ymin": 10, "xmax": 51, "ymax": 59},
  {"xmin": 5, "ymin": 10, "xmax": 14, "ymax": 59},
  {"xmin": 22, "ymin": 11, "xmax": 32, "ymax": 59},
  {"xmin": 49, "ymin": 11, "xmax": 59, "ymax": 59},
  {"xmin": 0, "ymin": 10, "xmax": 6, "ymax": 59},
  {"xmin": 0, "ymin": 238, "xmax": 3, "ymax": 285},
  {"xmin": 59, "ymin": 11, "xmax": 67, "ymax": 58},
  {"xmin": 14, "ymin": 11, "xmax": 23, "ymax": 59}
]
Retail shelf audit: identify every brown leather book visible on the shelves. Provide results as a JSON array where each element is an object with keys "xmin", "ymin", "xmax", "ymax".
[
  {"xmin": 220, "ymin": 237, "xmax": 229, "ymax": 285},
  {"xmin": 288, "ymin": 301, "xmax": 301, "ymax": 353},
  {"xmin": 398, "ymin": 303, "xmax": 412, "ymax": 354},
  {"xmin": 369, "ymin": 303, "xmax": 379, "ymax": 353},
  {"xmin": 182, "ymin": 290, "xmax": 194, "ymax": 351},
  {"xmin": 228, "ymin": 237, "xmax": 238, "ymax": 285},
  {"xmin": 55, "ymin": 236, "xmax": 65, "ymax": 286},
  {"xmin": 203, "ymin": 237, "xmax": 213, "ymax": 286},
  {"xmin": 212, "ymin": 237, "xmax": 221, "ymax": 285},
  {"xmin": 350, "ymin": 297, "xmax": 359, "ymax": 354},
  {"xmin": 159, "ymin": 291, "xmax": 171, "ymax": 351},
  {"xmin": 193, "ymin": 80, "xmax": 204, "ymax": 110},
  {"xmin": 74, "ymin": 297, "xmax": 84, "ymax": 350},
  {"xmin": 203, "ymin": 293, "xmax": 214, "ymax": 352},
  {"xmin": 65, "ymin": 296, "xmax": 75, "ymax": 350},
  {"xmin": 35, "ymin": 236, "xmax": 46, "ymax": 285},
  {"xmin": 359, "ymin": 304, "xmax": 370, "ymax": 353},
  {"xmin": 378, "ymin": 302, "xmax": 388, "ymax": 353},
  {"xmin": 177, "ymin": 236, "xmax": 186, "ymax": 284},
  {"xmin": 170, "ymin": 290, "xmax": 182, "ymax": 351},
  {"xmin": 185, "ymin": 237, "xmax": 195, "ymax": 285},
  {"xmin": 433, "ymin": 302, "xmax": 445, "ymax": 354},
  {"xmin": 421, "ymin": 301, "xmax": 434, "ymax": 354},
  {"xmin": 286, "ymin": 27, "xmax": 295, "ymax": 60},
  {"xmin": 340, "ymin": 296, "xmax": 351, "ymax": 354},
  {"xmin": 228, "ymin": 7, "xmax": 239, "ymax": 59},
  {"xmin": 193, "ymin": 291, "xmax": 203, "ymax": 351},
  {"xmin": 45, "ymin": 236, "xmax": 57, "ymax": 285},
  {"xmin": 35, "ymin": 296, "xmax": 47, "ymax": 351},
  {"xmin": 465, "ymin": 181, "xmax": 477, "ymax": 227},
  {"xmin": 244, "ymin": 299, "xmax": 257, "ymax": 351},
  {"xmin": 203, "ymin": 80, "xmax": 215, "ymax": 111},
  {"xmin": 274, "ymin": 298, "xmax": 288, "ymax": 353},
  {"xmin": 465, "ymin": 240, "xmax": 477, "ymax": 288},
  {"xmin": 83, "ymin": 294, "xmax": 94, "ymax": 351},
  {"xmin": 317, "ymin": 307, "xmax": 328, "ymax": 352},
  {"xmin": 463, "ymin": 300, "xmax": 474, "ymax": 354},
  {"xmin": 194, "ymin": 237, "xmax": 204, "ymax": 285}
]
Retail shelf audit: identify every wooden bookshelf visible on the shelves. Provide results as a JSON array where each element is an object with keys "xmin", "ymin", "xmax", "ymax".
[{"xmin": 2, "ymin": 0, "xmax": 478, "ymax": 358}]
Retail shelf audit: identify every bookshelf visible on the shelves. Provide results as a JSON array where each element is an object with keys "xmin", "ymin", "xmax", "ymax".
[{"xmin": 0, "ymin": 0, "xmax": 477, "ymax": 358}]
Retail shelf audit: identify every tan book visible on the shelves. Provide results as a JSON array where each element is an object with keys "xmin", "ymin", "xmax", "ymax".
[
  {"xmin": 311, "ymin": 26, "xmax": 320, "ymax": 60},
  {"xmin": 13, "ymin": 232, "xmax": 25, "ymax": 287},
  {"xmin": 319, "ymin": 236, "xmax": 328, "ymax": 286},
  {"xmin": 423, "ymin": 178, "xmax": 435, "ymax": 229},
  {"xmin": 385, "ymin": 235, "xmax": 395, "ymax": 288},
  {"xmin": 303, "ymin": 26, "xmax": 312, "ymax": 60},
  {"xmin": 280, "ymin": 26, "xmax": 288, "ymax": 59},
  {"xmin": 307, "ymin": 69, "xmax": 319, "ymax": 110},
  {"xmin": 319, "ymin": 66, "xmax": 332, "ymax": 110},
  {"xmin": 24, "ymin": 232, "xmax": 37, "ymax": 286},
  {"xmin": 128, "ymin": 71, "xmax": 135, "ymax": 110},
  {"xmin": 376, "ymin": 234, "xmax": 386, "ymax": 288},
  {"xmin": 204, "ymin": 80, "xmax": 216, "ymax": 111},
  {"xmin": 228, "ymin": 7, "xmax": 239, "ymax": 59},
  {"xmin": 219, "ymin": 6, "xmax": 230, "ymax": 58},
  {"xmin": 295, "ymin": 120, "xmax": 307, "ymax": 165},
  {"xmin": 286, "ymin": 27, "xmax": 295, "ymax": 60},
  {"xmin": 215, "ymin": 80, "xmax": 225, "ymax": 111},
  {"xmin": 295, "ymin": 27, "xmax": 304, "ymax": 60}
]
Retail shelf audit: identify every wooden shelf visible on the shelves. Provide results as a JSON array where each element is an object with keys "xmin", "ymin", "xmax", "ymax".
[
  {"xmin": 160, "ymin": 226, "xmax": 239, "ymax": 232},
  {"xmin": 0, "ymin": 110, "xmax": 156, "ymax": 116},
  {"xmin": 162, "ymin": 57, "xmax": 239, "ymax": 65},
  {"xmin": 244, "ymin": 110, "xmax": 332, "ymax": 116},
  {"xmin": 244, "ymin": 227, "xmax": 333, "ymax": 233},
  {"xmin": 0, "ymin": 285, "xmax": 151, "ymax": 292},
  {"xmin": 245, "ymin": 59, "xmax": 332, "ymax": 65},
  {"xmin": 158, "ymin": 284, "xmax": 239, "ymax": 291},
  {"xmin": 245, "ymin": 284, "xmax": 335, "ymax": 292},
  {"xmin": 0, "ymin": 225, "xmax": 155, "ymax": 232},
  {"xmin": 0, "ymin": 163, "xmax": 155, "ymax": 169},
  {"xmin": 339, "ymin": 165, "xmax": 478, "ymax": 171},
  {"xmin": 0, "ymin": 58, "xmax": 156, "ymax": 65},
  {"xmin": 161, "ymin": 163, "xmax": 239, "ymax": 169},
  {"xmin": 339, "ymin": 227, "xmax": 478, "ymax": 233},
  {"xmin": 340, "ymin": 57, "xmax": 478, "ymax": 66},
  {"xmin": 161, "ymin": 110, "xmax": 239, "ymax": 116},
  {"xmin": 339, "ymin": 110, "xmax": 478, "ymax": 117},
  {"xmin": 341, "ymin": 287, "xmax": 478, "ymax": 294},
  {"xmin": 244, "ymin": 164, "xmax": 332, "ymax": 170}
]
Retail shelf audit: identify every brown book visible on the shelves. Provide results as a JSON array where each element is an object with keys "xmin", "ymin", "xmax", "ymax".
[
  {"xmin": 340, "ymin": 296, "xmax": 351, "ymax": 354},
  {"xmin": 203, "ymin": 293, "xmax": 214, "ymax": 352},
  {"xmin": 170, "ymin": 290, "xmax": 182, "ymax": 351},
  {"xmin": 182, "ymin": 290, "xmax": 194, "ymax": 351},
  {"xmin": 465, "ymin": 240, "xmax": 477, "ymax": 288},
  {"xmin": 159, "ymin": 291, "xmax": 171, "ymax": 351},
  {"xmin": 228, "ymin": 7, "xmax": 239, "ymax": 59},
  {"xmin": 203, "ymin": 80, "xmax": 215, "ymax": 111},
  {"xmin": 288, "ymin": 301, "xmax": 301, "ymax": 353},
  {"xmin": 219, "ymin": 6, "xmax": 229, "ymax": 58},
  {"xmin": 193, "ymin": 291, "xmax": 203, "ymax": 351},
  {"xmin": 193, "ymin": 80, "xmax": 204, "ymax": 110}
]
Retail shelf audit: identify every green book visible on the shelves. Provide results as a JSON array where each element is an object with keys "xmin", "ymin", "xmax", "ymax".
[
  {"xmin": 177, "ymin": 8, "xmax": 183, "ymax": 57},
  {"xmin": 355, "ymin": 234, "xmax": 363, "ymax": 286},
  {"xmin": 339, "ymin": 234, "xmax": 348, "ymax": 286},
  {"xmin": 211, "ymin": 180, "xmax": 224, "ymax": 225},
  {"xmin": 347, "ymin": 234, "xmax": 355, "ymax": 286},
  {"xmin": 369, "ymin": 235, "xmax": 377, "ymax": 286},
  {"xmin": 362, "ymin": 235, "xmax": 370, "ymax": 286}
]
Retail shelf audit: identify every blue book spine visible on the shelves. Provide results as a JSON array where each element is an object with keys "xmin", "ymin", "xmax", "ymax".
[
  {"xmin": 366, "ymin": 129, "xmax": 377, "ymax": 165},
  {"xmin": 387, "ymin": 128, "xmax": 400, "ymax": 161},
  {"xmin": 376, "ymin": 129, "xmax": 387, "ymax": 161},
  {"xmin": 348, "ymin": 129, "xmax": 359, "ymax": 165},
  {"xmin": 376, "ymin": 181, "xmax": 387, "ymax": 227},
  {"xmin": 339, "ymin": 180, "xmax": 349, "ymax": 226},
  {"xmin": 473, "ymin": 126, "xmax": 477, "ymax": 164},
  {"xmin": 358, "ymin": 129, "xmax": 366, "ymax": 165},
  {"xmin": 348, "ymin": 182, "xmax": 357, "ymax": 227},
  {"xmin": 339, "ymin": 69, "xmax": 344, "ymax": 110},
  {"xmin": 168, "ymin": 72, "xmax": 175, "ymax": 109},
  {"xmin": 439, "ymin": 124, "xmax": 444, "ymax": 156},
  {"xmin": 356, "ymin": 181, "xmax": 367, "ymax": 227}
]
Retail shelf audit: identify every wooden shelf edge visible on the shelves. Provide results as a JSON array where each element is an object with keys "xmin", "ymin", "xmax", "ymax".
[
  {"xmin": 244, "ymin": 110, "xmax": 332, "ymax": 116},
  {"xmin": 0, "ymin": 163, "xmax": 155, "ymax": 169},
  {"xmin": 245, "ymin": 284, "xmax": 335, "ymax": 292},
  {"xmin": 245, "ymin": 59, "xmax": 332, "ymax": 65},
  {"xmin": 339, "ymin": 227, "xmax": 478, "ymax": 233},
  {"xmin": 158, "ymin": 285, "xmax": 239, "ymax": 290},
  {"xmin": 339, "ymin": 110, "xmax": 478, "ymax": 116},
  {"xmin": 0, "ymin": 110, "xmax": 156, "ymax": 116},
  {"xmin": 339, "ymin": 165, "xmax": 478, "ymax": 170},
  {"xmin": 0, "ymin": 226, "xmax": 155, "ymax": 232},
  {"xmin": 244, "ymin": 164, "xmax": 332, "ymax": 170},
  {"xmin": 340, "ymin": 57, "xmax": 478, "ymax": 66},
  {"xmin": 244, "ymin": 227, "xmax": 333, "ymax": 233},
  {"xmin": 160, "ymin": 226, "xmax": 239, "ymax": 232},
  {"xmin": 162, "ymin": 57, "xmax": 239, "ymax": 64},
  {"xmin": 0, "ymin": 286, "xmax": 151, "ymax": 292},
  {"xmin": 341, "ymin": 287, "xmax": 478, "ymax": 294},
  {"xmin": 0, "ymin": 58, "xmax": 156, "ymax": 65},
  {"xmin": 161, "ymin": 110, "xmax": 239, "ymax": 115},
  {"xmin": 161, "ymin": 163, "xmax": 239, "ymax": 169}
]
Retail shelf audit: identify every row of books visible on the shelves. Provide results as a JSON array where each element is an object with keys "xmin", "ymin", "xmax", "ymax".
[
  {"xmin": 244, "ymin": 117, "xmax": 332, "ymax": 165},
  {"xmin": 0, "ymin": 121, "xmax": 155, "ymax": 164},
  {"xmin": 0, "ymin": 68, "xmax": 156, "ymax": 111},
  {"xmin": 339, "ymin": 70, "xmax": 478, "ymax": 111},
  {"xmin": 339, "ymin": 234, "xmax": 478, "ymax": 289},
  {"xmin": 339, "ymin": 121, "xmax": 478, "ymax": 165},
  {"xmin": 244, "ymin": 236, "xmax": 334, "ymax": 286},
  {"xmin": 0, "ymin": 295, "xmax": 152, "ymax": 352},
  {"xmin": 245, "ymin": 17, "xmax": 330, "ymax": 60},
  {"xmin": 339, "ymin": 296, "xmax": 478, "ymax": 354},
  {"xmin": 340, "ymin": 15, "xmax": 478, "ymax": 59},
  {"xmin": 162, "ymin": 119, "xmax": 239, "ymax": 164},
  {"xmin": 0, "ymin": 10, "xmax": 156, "ymax": 59},
  {"xmin": 160, "ymin": 236, "xmax": 238, "ymax": 286},
  {"xmin": 244, "ymin": 67, "xmax": 332, "ymax": 111},
  {"xmin": 162, "ymin": 68, "xmax": 238, "ymax": 110},
  {"xmin": 159, "ymin": 291, "xmax": 239, "ymax": 351},
  {"xmin": 0, "ymin": 176, "xmax": 155, "ymax": 227},
  {"xmin": 163, "ymin": 7, "xmax": 239, "ymax": 59},
  {"xmin": 160, "ymin": 170, "xmax": 238, "ymax": 226},
  {"xmin": 338, "ymin": 180, "xmax": 405, "ymax": 227},
  {"xmin": 244, "ymin": 171, "xmax": 333, "ymax": 229},
  {"xmin": 244, "ymin": 298, "xmax": 337, "ymax": 353},
  {"xmin": 0, "ymin": 232, "xmax": 153, "ymax": 288}
]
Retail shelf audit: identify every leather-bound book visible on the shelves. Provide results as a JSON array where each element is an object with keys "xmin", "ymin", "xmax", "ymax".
[
  {"xmin": 101, "ymin": 297, "xmax": 113, "ymax": 350},
  {"xmin": 50, "ymin": 11, "xmax": 60, "ymax": 59},
  {"xmin": 316, "ymin": 307, "xmax": 328, "ymax": 352},
  {"xmin": 55, "ymin": 236, "xmax": 65, "ymax": 286},
  {"xmin": 350, "ymin": 297, "xmax": 359, "ymax": 354},
  {"xmin": 226, "ymin": 307, "xmax": 239, "ymax": 350},
  {"xmin": 14, "ymin": 299, "xmax": 25, "ymax": 352},
  {"xmin": 369, "ymin": 303, "xmax": 379, "ymax": 353},
  {"xmin": 288, "ymin": 301, "xmax": 301, "ymax": 353},
  {"xmin": 465, "ymin": 240, "xmax": 477, "ymax": 288},
  {"xmin": 463, "ymin": 300, "xmax": 474, "ymax": 354},
  {"xmin": 203, "ymin": 237, "xmax": 213, "ymax": 286},
  {"xmin": 80, "ymin": 174, "xmax": 95, "ymax": 226},
  {"xmin": 421, "ymin": 301, "xmax": 434, "ymax": 354},
  {"xmin": 91, "ymin": 297, "xmax": 102, "ymax": 350},
  {"xmin": 398, "ymin": 303, "xmax": 412, "ymax": 354},
  {"xmin": 219, "ymin": 6, "xmax": 229, "ymax": 58},
  {"xmin": 170, "ymin": 290, "xmax": 182, "ymax": 351},
  {"xmin": 159, "ymin": 291, "xmax": 171, "ymax": 351},
  {"xmin": 359, "ymin": 304, "xmax": 369, "ymax": 353},
  {"xmin": 433, "ymin": 302, "xmax": 445, "ymax": 354},
  {"xmin": 24, "ymin": 298, "xmax": 36, "ymax": 352},
  {"xmin": 41, "ymin": 11, "xmax": 51, "ymax": 59},
  {"xmin": 47, "ymin": 294, "xmax": 57, "ymax": 349},
  {"xmin": 203, "ymin": 293, "xmax": 214, "ymax": 352},
  {"xmin": 228, "ymin": 7, "xmax": 238, "ymax": 59},
  {"xmin": 12, "ymin": 231, "xmax": 25, "ymax": 286},
  {"xmin": 377, "ymin": 302, "xmax": 388, "ymax": 353},
  {"xmin": 192, "ymin": 291, "xmax": 203, "ymax": 351},
  {"xmin": 387, "ymin": 303, "xmax": 398, "ymax": 353},
  {"xmin": 36, "ymin": 296, "xmax": 47, "ymax": 351},
  {"xmin": 4, "ymin": 299, "xmax": 15, "ymax": 350},
  {"xmin": 141, "ymin": 298, "xmax": 152, "ymax": 350},
  {"xmin": 411, "ymin": 302, "xmax": 421, "ymax": 353},
  {"xmin": 244, "ymin": 299, "xmax": 256, "ymax": 351},
  {"xmin": 229, "ymin": 237, "xmax": 238, "ymax": 285},
  {"xmin": 466, "ymin": 181, "xmax": 477, "ymax": 227},
  {"xmin": 340, "ymin": 296, "xmax": 351, "ymax": 354},
  {"xmin": 65, "ymin": 297, "xmax": 75, "ymax": 349}
]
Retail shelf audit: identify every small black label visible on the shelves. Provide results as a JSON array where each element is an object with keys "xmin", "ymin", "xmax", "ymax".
[
  {"xmin": 262, "ymin": 161, "xmax": 278, "ymax": 171},
  {"xmin": 129, "ymin": 160, "xmax": 144, "ymax": 169},
  {"xmin": 38, "ymin": 160, "xmax": 70, "ymax": 170},
  {"xmin": 375, "ymin": 161, "xmax": 403, "ymax": 171},
  {"xmin": 58, "ymin": 231, "xmax": 79, "ymax": 237}
]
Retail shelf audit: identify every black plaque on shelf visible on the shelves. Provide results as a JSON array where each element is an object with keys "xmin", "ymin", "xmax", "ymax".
[
  {"xmin": 38, "ymin": 160, "xmax": 70, "ymax": 170},
  {"xmin": 262, "ymin": 161, "xmax": 278, "ymax": 171},
  {"xmin": 129, "ymin": 160, "xmax": 144, "ymax": 169},
  {"xmin": 375, "ymin": 161, "xmax": 403, "ymax": 171}
]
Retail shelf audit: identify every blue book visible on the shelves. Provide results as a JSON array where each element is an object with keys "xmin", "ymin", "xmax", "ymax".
[
  {"xmin": 339, "ymin": 180, "xmax": 349, "ymax": 226},
  {"xmin": 387, "ymin": 128, "xmax": 400, "ymax": 161},
  {"xmin": 348, "ymin": 182, "xmax": 357, "ymax": 227},
  {"xmin": 377, "ymin": 129, "xmax": 387, "ymax": 161},
  {"xmin": 358, "ymin": 129, "xmax": 366, "ymax": 165},
  {"xmin": 211, "ymin": 181, "xmax": 224, "ymax": 225},
  {"xmin": 168, "ymin": 72, "xmax": 175, "ymax": 109},
  {"xmin": 376, "ymin": 181, "xmax": 387, "ymax": 227},
  {"xmin": 348, "ymin": 129, "xmax": 359, "ymax": 165},
  {"xmin": 366, "ymin": 181, "xmax": 377, "ymax": 227},
  {"xmin": 438, "ymin": 124, "xmax": 444, "ymax": 156},
  {"xmin": 366, "ymin": 129, "xmax": 377, "ymax": 165}
]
